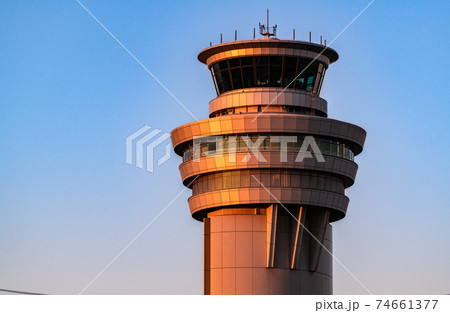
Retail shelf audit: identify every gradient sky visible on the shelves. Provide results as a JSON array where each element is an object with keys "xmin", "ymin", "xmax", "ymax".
[{"xmin": 1, "ymin": 0, "xmax": 449, "ymax": 295}]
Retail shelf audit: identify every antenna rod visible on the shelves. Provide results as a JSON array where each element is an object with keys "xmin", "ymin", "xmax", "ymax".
[
  {"xmin": 235, "ymin": 30, "xmax": 237, "ymax": 41},
  {"xmin": 220, "ymin": 33, "xmax": 222, "ymax": 44},
  {"xmin": 293, "ymin": 28, "xmax": 295, "ymax": 40},
  {"xmin": 253, "ymin": 28, "xmax": 255, "ymax": 39},
  {"xmin": 267, "ymin": 9, "xmax": 269, "ymax": 36},
  {"xmin": 309, "ymin": 31, "xmax": 311, "ymax": 42}
]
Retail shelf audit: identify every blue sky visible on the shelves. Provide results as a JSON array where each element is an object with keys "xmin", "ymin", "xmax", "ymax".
[{"xmin": 1, "ymin": 0, "xmax": 449, "ymax": 294}]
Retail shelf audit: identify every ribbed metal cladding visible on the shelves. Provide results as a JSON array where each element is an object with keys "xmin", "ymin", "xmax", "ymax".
[{"xmin": 171, "ymin": 37, "xmax": 365, "ymax": 295}]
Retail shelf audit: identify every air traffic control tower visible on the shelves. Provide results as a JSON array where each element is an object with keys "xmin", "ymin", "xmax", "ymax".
[{"xmin": 171, "ymin": 19, "xmax": 366, "ymax": 294}]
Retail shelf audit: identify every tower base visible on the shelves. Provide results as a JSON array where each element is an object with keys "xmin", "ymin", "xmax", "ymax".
[{"xmin": 203, "ymin": 208, "xmax": 333, "ymax": 295}]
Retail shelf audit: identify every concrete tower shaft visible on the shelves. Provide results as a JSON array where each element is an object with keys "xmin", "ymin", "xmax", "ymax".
[{"xmin": 171, "ymin": 37, "xmax": 366, "ymax": 294}]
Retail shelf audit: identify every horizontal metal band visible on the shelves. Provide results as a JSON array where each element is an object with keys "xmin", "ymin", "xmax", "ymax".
[
  {"xmin": 171, "ymin": 114, "xmax": 366, "ymax": 156},
  {"xmin": 188, "ymin": 187, "xmax": 348, "ymax": 222},
  {"xmin": 209, "ymin": 88, "xmax": 327, "ymax": 117}
]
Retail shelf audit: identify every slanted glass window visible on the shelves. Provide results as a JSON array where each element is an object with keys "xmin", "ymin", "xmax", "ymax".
[
  {"xmin": 211, "ymin": 67, "xmax": 219, "ymax": 95},
  {"xmin": 283, "ymin": 57, "xmax": 297, "ymax": 88},
  {"xmin": 210, "ymin": 56, "xmax": 327, "ymax": 95},
  {"xmin": 241, "ymin": 57, "xmax": 253, "ymax": 66},
  {"xmin": 256, "ymin": 67, "xmax": 269, "ymax": 86},
  {"xmin": 314, "ymin": 63, "xmax": 324, "ymax": 93},
  {"xmin": 295, "ymin": 58, "xmax": 320, "ymax": 92},
  {"xmin": 229, "ymin": 58, "xmax": 240, "ymax": 68},
  {"xmin": 212, "ymin": 63, "xmax": 224, "ymax": 94},
  {"xmin": 231, "ymin": 68, "xmax": 243, "ymax": 89},
  {"xmin": 218, "ymin": 60, "xmax": 228, "ymax": 70},
  {"xmin": 269, "ymin": 56, "xmax": 282, "ymax": 87},
  {"xmin": 255, "ymin": 56, "xmax": 269, "ymax": 65},
  {"xmin": 317, "ymin": 67, "xmax": 326, "ymax": 94},
  {"xmin": 221, "ymin": 69, "xmax": 232, "ymax": 92},
  {"xmin": 255, "ymin": 56, "xmax": 269, "ymax": 86},
  {"xmin": 242, "ymin": 66, "xmax": 255, "ymax": 88},
  {"xmin": 306, "ymin": 76, "xmax": 315, "ymax": 92}
]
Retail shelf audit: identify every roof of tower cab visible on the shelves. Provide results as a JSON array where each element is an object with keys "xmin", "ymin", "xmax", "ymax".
[{"xmin": 198, "ymin": 38, "xmax": 339, "ymax": 65}]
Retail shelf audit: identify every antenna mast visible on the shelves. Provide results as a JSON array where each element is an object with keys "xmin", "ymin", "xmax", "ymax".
[{"xmin": 259, "ymin": 9, "xmax": 277, "ymax": 38}]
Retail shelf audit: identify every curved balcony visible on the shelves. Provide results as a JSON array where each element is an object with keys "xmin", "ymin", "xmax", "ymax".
[
  {"xmin": 179, "ymin": 152, "xmax": 358, "ymax": 188},
  {"xmin": 182, "ymin": 135, "xmax": 355, "ymax": 162},
  {"xmin": 188, "ymin": 187, "xmax": 349, "ymax": 222},
  {"xmin": 171, "ymin": 114, "xmax": 366, "ymax": 156}
]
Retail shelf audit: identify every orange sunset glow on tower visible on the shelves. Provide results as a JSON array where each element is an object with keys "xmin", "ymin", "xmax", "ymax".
[{"xmin": 171, "ymin": 16, "xmax": 366, "ymax": 295}]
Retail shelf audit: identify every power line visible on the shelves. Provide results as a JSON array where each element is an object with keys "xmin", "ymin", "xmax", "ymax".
[{"xmin": 0, "ymin": 288, "xmax": 45, "ymax": 295}]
